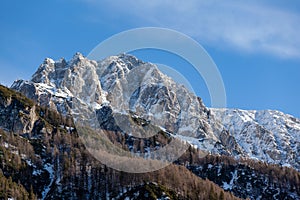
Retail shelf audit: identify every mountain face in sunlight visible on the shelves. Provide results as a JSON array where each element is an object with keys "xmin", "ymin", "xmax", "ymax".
[{"xmin": 0, "ymin": 53, "xmax": 298, "ymax": 199}]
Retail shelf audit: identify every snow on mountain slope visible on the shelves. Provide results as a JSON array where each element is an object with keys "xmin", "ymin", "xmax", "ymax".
[
  {"xmin": 211, "ymin": 108, "xmax": 300, "ymax": 170},
  {"xmin": 10, "ymin": 52, "xmax": 300, "ymax": 171},
  {"xmin": 12, "ymin": 53, "xmax": 236, "ymax": 154}
]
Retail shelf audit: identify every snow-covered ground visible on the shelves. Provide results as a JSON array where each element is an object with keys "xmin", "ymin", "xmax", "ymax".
[{"xmin": 211, "ymin": 108, "xmax": 300, "ymax": 170}]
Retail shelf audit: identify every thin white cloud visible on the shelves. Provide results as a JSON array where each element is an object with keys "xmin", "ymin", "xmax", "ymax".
[{"xmin": 82, "ymin": 0, "xmax": 300, "ymax": 58}]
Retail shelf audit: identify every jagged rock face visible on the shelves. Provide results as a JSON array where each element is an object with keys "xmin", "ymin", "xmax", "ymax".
[
  {"xmin": 12, "ymin": 53, "xmax": 236, "ymax": 155},
  {"xmin": 211, "ymin": 108, "xmax": 300, "ymax": 170},
  {"xmin": 1, "ymin": 86, "xmax": 243, "ymax": 200},
  {"xmin": 4, "ymin": 53, "xmax": 300, "ymax": 199},
  {"xmin": 10, "ymin": 53, "xmax": 300, "ymax": 171},
  {"xmin": 0, "ymin": 90, "xmax": 37, "ymax": 135},
  {"xmin": 2, "ymin": 85, "xmax": 299, "ymax": 200},
  {"xmin": 12, "ymin": 53, "xmax": 103, "ymax": 115},
  {"xmin": 98, "ymin": 56, "xmax": 216, "ymax": 139}
]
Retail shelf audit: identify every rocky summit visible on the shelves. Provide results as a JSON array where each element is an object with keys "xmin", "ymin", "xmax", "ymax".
[
  {"xmin": 0, "ymin": 52, "xmax": 298, "ymax": 199},
  {"xmin": 11, "ymin": 53, "xmax": 241, "ymax": 157}
]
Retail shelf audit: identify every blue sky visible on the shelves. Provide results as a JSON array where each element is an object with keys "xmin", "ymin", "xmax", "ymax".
[{"xmin": 0, "ymin": 0, "xmax": 300, "ymax": 118}]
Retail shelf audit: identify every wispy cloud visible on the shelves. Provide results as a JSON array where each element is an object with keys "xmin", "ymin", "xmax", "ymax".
[{"xmin": 82, "ymin": 0, "xmax": 300, "ymax": 58}]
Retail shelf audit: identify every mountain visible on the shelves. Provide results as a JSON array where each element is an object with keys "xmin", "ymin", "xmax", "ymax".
[
  {"xmin": 12, "ymin": 53, "xmax": 300, "ymax": 169},
  {"xmin": 3, "ymin": 52, "xmax": 300, "ymax": 199},
  {"xmin": 211, "ymin": 108, "xmax": 300, "ymax": 170},
  {"xmin": 11, "ymin": 53, "xmax": 242, "ymax": 159},
  {"xmin": 0, "ymin": 84, "xmax": 239, "ymax": 199}
]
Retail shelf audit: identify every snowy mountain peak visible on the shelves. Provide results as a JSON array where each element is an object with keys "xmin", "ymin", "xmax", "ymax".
[
  {"xmin": 31, "ymin": 58, "xmax": 56, "ymax": 84},
  {"xmin": 69, "ymin": 52, "xmax": 86, "ymax": 64},
  {"xmin": 97, "ymin": 53, "xmax": 144, "ymax": 73},
  {"xmin": 54, "ymin": 57, "xmax": 67, "ymax": 69},
  {"xmin": 10, "ymin": 53, "xmax": 300, "ymax": 172},
  {"xmin": 211, "ymin": 108, "xmax": 300, "ymax": 170},
  {"xmin": 11, "ymin": 53, "xmax": 230, "ymax": 152},
  {"xmin": 44, "ymin": 57, "xmax": 55, "ymax": 64},
  {"xmin": 101, "ymin": 53, "xmax": 144, "ymax": 65}
]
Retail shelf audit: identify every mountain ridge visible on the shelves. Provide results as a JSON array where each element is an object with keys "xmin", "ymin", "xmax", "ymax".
[
  {"xmin": 0, "ymin": 84, "xmax": 241, "ymax": 200},
  {"xmin": 11, "ymin": 52, "xmax": 300, "ymax": 171},
  {"xmin": 211, "ymin": 108, "xmax": 300, "ymax": 170},
  {"xmin": 11, "ymin": 53, "xmax": 240, "ymax": 158},
  {"xmin": 5, "ymin": 52, "xmax": 300, "ymax": 199}
]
